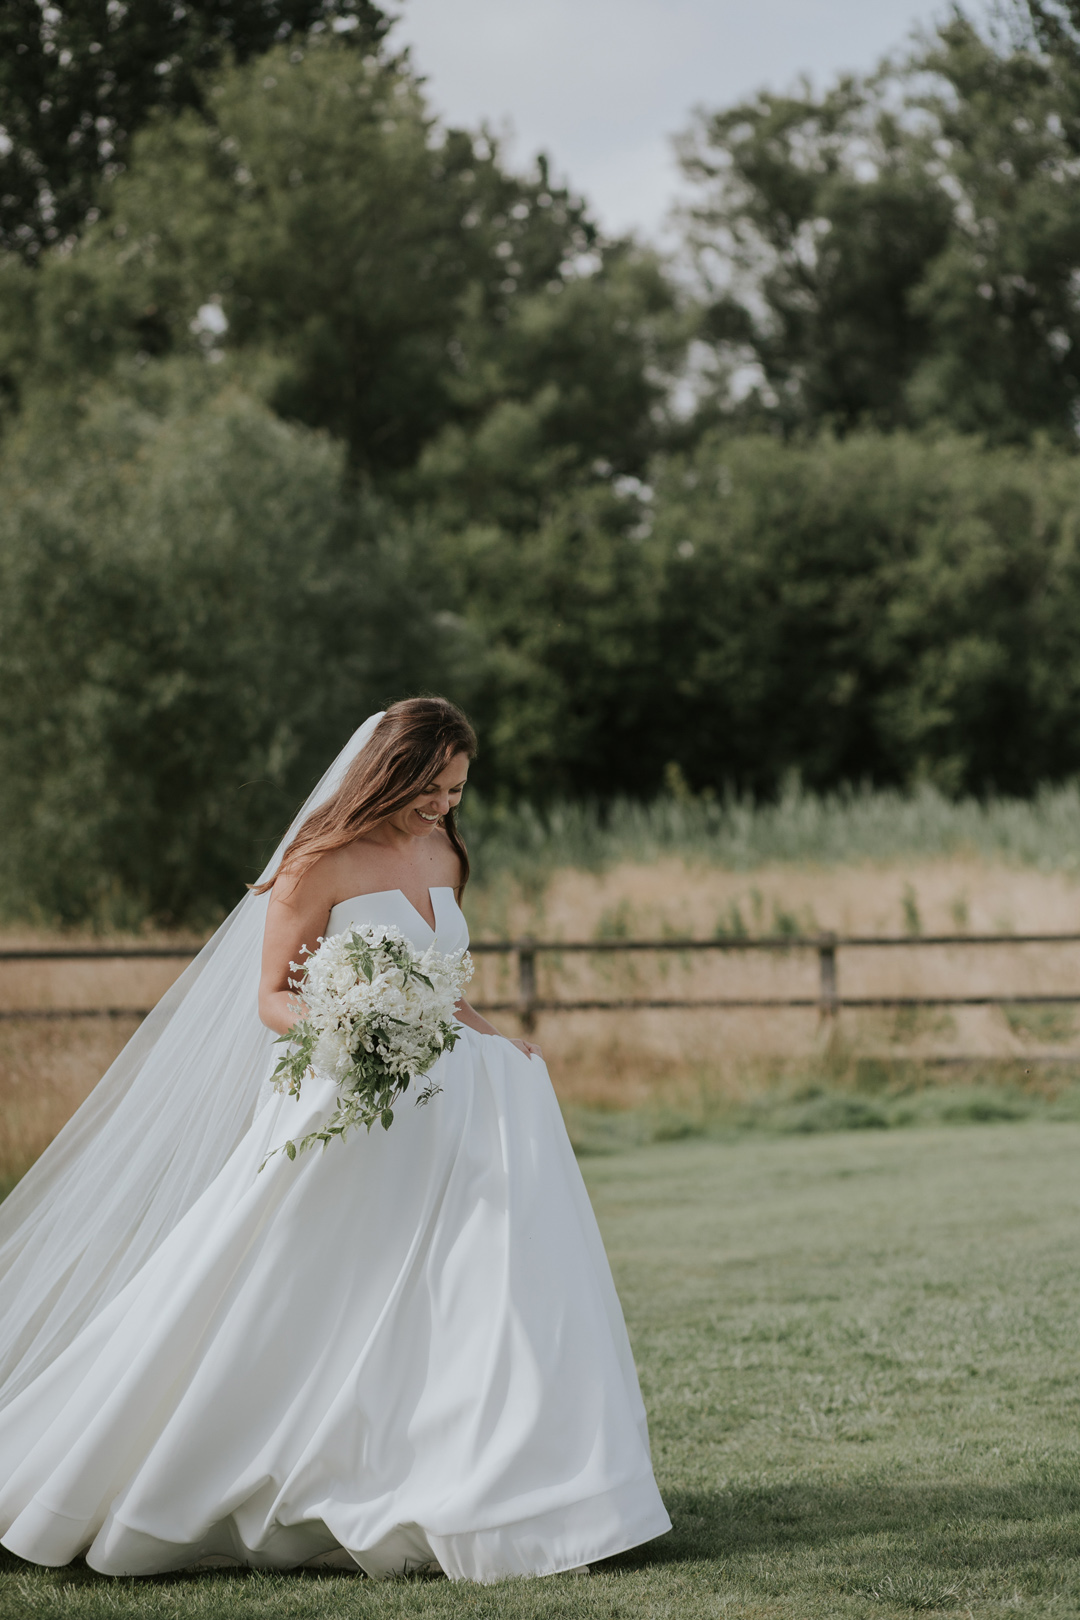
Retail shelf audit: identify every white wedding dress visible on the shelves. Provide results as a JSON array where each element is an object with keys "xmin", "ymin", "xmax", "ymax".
[{"xmin": 0, "ymin": 886, "xmax": 670, "ymax": 1580}]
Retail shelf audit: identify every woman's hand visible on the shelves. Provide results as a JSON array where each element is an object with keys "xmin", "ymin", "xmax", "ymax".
[{"xmin": 454, "ymin": 999, "xmax": 542, "ymax": 1059}]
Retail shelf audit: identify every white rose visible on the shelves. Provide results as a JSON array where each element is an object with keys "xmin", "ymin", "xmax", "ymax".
[{"xmin": 313, "ymin": 1027, "xmax": 350, "ymax": 1081}]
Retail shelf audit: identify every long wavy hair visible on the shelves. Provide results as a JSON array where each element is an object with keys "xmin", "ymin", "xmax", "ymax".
[{"xmin": 255, "ymin": 698, "xmax": 478, "ymax": 896}]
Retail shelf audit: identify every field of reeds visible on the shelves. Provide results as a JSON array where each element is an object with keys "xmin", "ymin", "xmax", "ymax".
[
  {"xmin": 461, "ymin": 777, "xmax": 1080, "ymax": 888},
  {"xmin": 5, "ymin": 782, "xmax": 1080, "ymax": 1191}
]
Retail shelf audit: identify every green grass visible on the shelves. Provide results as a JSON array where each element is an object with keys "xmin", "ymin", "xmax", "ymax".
[
  {"xmin": 561, "ymin": 1066, "xmax": 1080, "ymax": 1155},
  {"xmin": 4, "ymin": 1120, "xmax": 1080, "ymax": 1617},
  {"xmin": 462, "ymin": 777, "xmax": 1080, "ymax": 892},
  {"xmin": 1002, "ymin": 1004, "xmax": 1078, "ymax": 1044}
]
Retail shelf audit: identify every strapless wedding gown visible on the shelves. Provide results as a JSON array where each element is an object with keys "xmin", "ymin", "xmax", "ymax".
[{"xmin": 0, "ymin": 887, "xmax": 670, "ymax": 1580}]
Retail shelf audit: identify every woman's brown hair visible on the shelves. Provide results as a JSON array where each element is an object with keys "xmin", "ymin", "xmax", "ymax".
[{"xmin": 254, "ymin": 697, "xmax": 477, "ymax": 896}]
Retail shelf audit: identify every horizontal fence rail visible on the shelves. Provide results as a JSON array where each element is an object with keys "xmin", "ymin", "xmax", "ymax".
[{"xmin": 5, "ymin": 934, "xmax": 1080, "ymax": 1035}]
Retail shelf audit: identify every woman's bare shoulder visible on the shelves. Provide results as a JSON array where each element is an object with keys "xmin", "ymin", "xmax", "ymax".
[
  {"xmin": 272, "ymin": 843, "xmax": 380, "ymax": 911},
  {"xmin": 429, "ymin": 828, "xmax": 465, "ymax": 888}
]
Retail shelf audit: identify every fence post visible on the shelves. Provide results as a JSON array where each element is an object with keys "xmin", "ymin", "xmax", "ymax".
[
  {"xmin": 517, "ymin": 939, "xmax": 538, "ymax": 1034},
  {"xmin": 817, "ymin": 932, "xmax": 839, "ymax": 1023}
]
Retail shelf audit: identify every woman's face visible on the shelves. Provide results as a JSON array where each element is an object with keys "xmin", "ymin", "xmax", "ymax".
[{"xmin": 392, "ymin": 751, "xmax": 470, "ymax": 839}]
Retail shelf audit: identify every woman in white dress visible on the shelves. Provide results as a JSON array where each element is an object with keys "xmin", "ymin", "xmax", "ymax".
[{"xmin": 0, "ymin": 698, "xmax": 670, "ymax": 1580}]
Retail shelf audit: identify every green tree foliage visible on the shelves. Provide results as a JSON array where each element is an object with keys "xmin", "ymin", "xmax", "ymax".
[
  {"xmin": 679, "ymin": 80, "xmax": 954, "ymax": 436},
  {"xmin": 679, "ymin": 5, "xmax": 1080, "ymax": 444},
  {"xmin": 1027, "ymin": 0, "xmax": 1080, "ymax": 59},
  {"xmin": 0, "ymin": 364, "xmax": 470, "ymax": 924},
  {"xmin": 905, "ymin": 12, "xmax": 1080, "ymax": 440},
  {"xmin": 4, "ymin": 38, "xmax": 673, "ymax": 490},
  {"xmin": 10, "ymin": 6, "xmax": 1080, "ymax": 926},
  {"xmin": 408, "ymin": 246, "xmax": 681, "ymax": 528},
  {"xmin": 451, "ymin": 432, "xmax": 1080, "ymax": 801},
  {"xmin": 447, "ymin": 482, "xmax": 666, "ymax": 796},
  {"xmin": 0, "ymin": 31, "xmax": 683, "ymax": 922},
  {"xmin": 646, "ymin": 432, "xmax": 1080, "ymax": 796},
  {"xmin": 0, "ymin": 0, "xmax": 389, "ymax": 260}
]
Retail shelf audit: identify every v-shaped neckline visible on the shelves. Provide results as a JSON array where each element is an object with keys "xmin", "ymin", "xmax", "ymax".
[
  {"xmin": 331, "ymin": 886, "xmax": 447, "ymax": 935},
  {"xmin": 395, "ymin": 886, "xmax": 438, "ymax": 935}
]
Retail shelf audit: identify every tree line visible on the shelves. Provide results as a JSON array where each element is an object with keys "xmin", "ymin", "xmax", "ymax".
[{"xmin": 4, "ymin": 0, "xmax": 1080, "ymax": 922}]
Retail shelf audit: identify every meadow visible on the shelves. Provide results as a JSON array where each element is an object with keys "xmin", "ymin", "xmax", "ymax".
[{"xmin": 2, "ymin": 1119, "xmax": 1079, "ymax": 1618}]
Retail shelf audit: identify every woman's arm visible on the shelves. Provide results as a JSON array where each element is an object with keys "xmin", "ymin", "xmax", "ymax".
[
  {"xmin": 258, "ymin": 860, "xmax": 339, "ymax": 1035},
  {"xmin": 455, "ymin": 998, "xmax": 542, "ymax": 1060}
]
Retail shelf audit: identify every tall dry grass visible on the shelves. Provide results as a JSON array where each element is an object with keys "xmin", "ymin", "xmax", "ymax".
[
  {"xmin": 461, "ymin": 777, "xmax": 1080, "ymax": 887},
  {"xmin": 0, "ymin": 924, "xmax": 204, "ymax": 1191},
  {"xmin": 0, "ymin": 1017, "xmax": 141, "ymax": 1194},
  {"xmin": 466, "ymin": 854, "xmax": 1080, "ymax": 1095}
]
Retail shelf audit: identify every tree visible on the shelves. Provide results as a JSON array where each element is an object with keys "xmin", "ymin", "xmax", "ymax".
[
  {"xmin": 407, "ymin": 243, "xmax": 683, "ymax": 530},
  {"xmin": 639, "ymin": 431, "xmax": 1080, "ymax": 797},
  {"xmin": 678, "ymin": 78, "xmax": 954, "ymax": 437},
  {"xmin": 1026, "ymin": 0, "xmax": 1080, "ymax": 59},
  {"xmin": 444, "ymin": 483, "xmax": 667, "ymax": 797},
  {"xmin": 679, "ymin": 6, "xmax": 1080, "ymax": 446},
  {"xmin": 6, "ymin": 39, "xmax": 673, "ymax": 489},
  {"xmin": 0, "ymin": 0, "xmax": 389, "ymax": 260},
  {"xmin": 0, "ymin": 362, "xmax": 474, "ymax": 924},
  {"xmin": 440, "ymin": 429, "xmax": 1080, "ymax": 804},
  {"xmin": 902, "ymin": 13, "xmax": 1080, "ymax": 441}
]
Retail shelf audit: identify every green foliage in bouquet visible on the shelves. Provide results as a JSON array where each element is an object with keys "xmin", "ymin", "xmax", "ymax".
[{"xmin": 265, "ymin": 923, "xmax": 471, "ymax": 1163}]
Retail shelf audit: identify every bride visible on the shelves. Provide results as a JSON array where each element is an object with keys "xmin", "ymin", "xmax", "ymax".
[{"xmin": 0, "ymin": 697, "xmax": 671, "ymax": 1580}]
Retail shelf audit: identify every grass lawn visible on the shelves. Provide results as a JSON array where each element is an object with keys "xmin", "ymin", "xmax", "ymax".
[{"xmin": 3, "ymin": 1119, "xmax": 1080, "ymax": 1617}]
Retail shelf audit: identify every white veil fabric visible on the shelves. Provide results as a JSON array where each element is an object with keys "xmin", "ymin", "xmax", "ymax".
[{"xmin": 0, "ymin": 712, "xmax": 386, "ymax": 1408}]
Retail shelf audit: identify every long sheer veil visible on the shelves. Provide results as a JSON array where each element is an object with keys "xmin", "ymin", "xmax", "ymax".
[{"xmin": 0, "ymin": 712, "xmax": 386, "ymax": 1407}]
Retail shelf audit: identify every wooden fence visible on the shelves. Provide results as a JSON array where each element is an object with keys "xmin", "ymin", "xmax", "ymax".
[{"xmin": 4, "ymin": 933, "xmax": 1080, "ymax": 1036}]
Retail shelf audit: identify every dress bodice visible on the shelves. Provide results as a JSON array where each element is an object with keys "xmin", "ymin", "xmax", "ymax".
[{"xmin": 325, "ymin": 887, "xmax": 469, "ymax": 956}]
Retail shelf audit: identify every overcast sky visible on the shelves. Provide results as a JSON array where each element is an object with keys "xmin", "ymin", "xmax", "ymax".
[{"xmin": 390, "ymin": 0, "xmax": 973, "ymax": 239}]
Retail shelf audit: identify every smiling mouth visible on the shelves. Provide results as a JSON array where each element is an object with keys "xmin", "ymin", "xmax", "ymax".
[{"xmin": 416, "ymin": 810, "xmax": 440, "ymax": 823}]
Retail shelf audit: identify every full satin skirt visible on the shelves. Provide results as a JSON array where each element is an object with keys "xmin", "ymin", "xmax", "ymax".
[{"xmin": 0, "ymin": 1029, "xmax": 670, "ymax": 1579}]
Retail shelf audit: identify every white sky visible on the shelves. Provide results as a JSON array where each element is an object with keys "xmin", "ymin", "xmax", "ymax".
[{"xmin": 390, "ymin": 0, "xmax": 976, "ymax": 239}]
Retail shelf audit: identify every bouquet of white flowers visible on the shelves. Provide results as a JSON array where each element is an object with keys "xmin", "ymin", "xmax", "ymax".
[{"xmin": 266, "ymin": 922, "xmax": 473, "ymax": 1162}]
